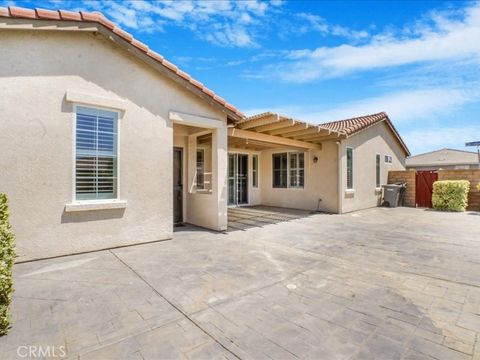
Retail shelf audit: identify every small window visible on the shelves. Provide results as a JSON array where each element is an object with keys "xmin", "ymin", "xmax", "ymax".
[
  {"xmin": 196, "ymin": 149, "xmax": 205, "ymax": 190},
  {"xmin": 252, "ymin": 155, "xmax": 258, "ymax": 188},
  {"xmin": 75, "ymin": 106, "xmax": 118, "ymax": 201},
  {"xmin": 385, "ymin": 155, "xmax": 393, "ymax": 164},
  {"xmin": 289, "ymin": 152, "xmax": 304, "ymax": 188},
  {"xmin": 376, "ymin": 154, "xmax": 381, "ymax": 188},
  {"xmin": 347, "ymin": 147, "xmax": 353, "ymax": 190},
  {"xmin": 272, "ymin": 153, "xmax": 288, "ymax": 188}
]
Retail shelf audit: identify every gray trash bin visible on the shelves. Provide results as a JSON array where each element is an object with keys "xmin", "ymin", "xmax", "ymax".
[{"xmin": 382, "ymin": 184, "xmax": 404, "ymax": 207}]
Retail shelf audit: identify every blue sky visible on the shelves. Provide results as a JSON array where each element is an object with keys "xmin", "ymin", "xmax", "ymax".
[{"xmin": 5, "ymin": 0, "xmax": 480, "ymax": 155}]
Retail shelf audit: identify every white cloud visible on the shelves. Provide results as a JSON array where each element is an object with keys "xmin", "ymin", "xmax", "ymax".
[
  {"xmin": 245, "ymin": 87, "xmax": 477, "ymax": 124},
  {"xmin": 295, "ymin": 12, "xmax": 369, "ymax": 40},
  {"xmin": 264, "ymin": 3, "xmax": 480, "ymax": 82},
  {"xmin": 57, "ymin": 0, "xmax": 281, "ymax": 48}
]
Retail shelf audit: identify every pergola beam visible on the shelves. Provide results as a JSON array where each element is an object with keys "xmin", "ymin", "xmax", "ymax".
[
  {"xmin": 236, "ymin": 113, "xmax": 279, "ymax": 130},
  {"xmin": 268, "ymin": 123, "xmax": 309, "ymax": 136},
  {"xmin": 228, "ymin": 128, "xmax": 322, "ymax": 150},
  {"xmin": 254, "ymin": 119, "xmax": 295, "ymax": 133}
]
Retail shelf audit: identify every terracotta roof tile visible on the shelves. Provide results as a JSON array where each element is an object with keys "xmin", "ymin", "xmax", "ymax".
[
  {"xmin": 189, "ymin": 78, "xmax": 204, "ymax": 90},
  {"xmin": 0, "ymin": 5, "xmax": 244, "ymax": 120},
  {"xmin": 58, "ymin": 9, "xmax": 81, "ymax": 21},
  {"xmin": 98, "ymin": 15, "xmax": 115, "ymax": 30},
  {"xmin": 131, "ymin": 39, "xmax": 148, "ymax": 53},
  {"xmin": 202, "ymin": 87, "xmax": 215, "ymax": 97},
  {"xmin": 146, "ymin": 49, "xmax": 164, "ymax": 63},
  {"xmin": 112, "ymin": 26, "xmax": 133, "ymax": 42},
  {"xmin": 35, "ymin": 8, "xmax": 60, "ymax": 20},
  {"xmin": 320, "ymin": 112, "xmax": 410, "ymax": 155},
  {"xmin": 80, "ymin": 11, "xmax": 99, "ymax": 22},
  {"xmin": 177, "ymin": 70, "xmax": 191, "ymax": 81},
  {"xmin": 161, "ymin": 59, "xmax": 178, "ymax": 72},
  {"xmin": 213, "ymin": 95, "xmax": 226, "ymax": 106},
  {"xmin": 9, "ymin": 6, "xmax": 36, "ymax": 18}
]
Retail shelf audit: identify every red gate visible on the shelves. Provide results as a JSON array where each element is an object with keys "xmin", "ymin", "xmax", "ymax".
[{"xmin": 416, "ymin": 171, "xmax": 438, "ymax": 208}]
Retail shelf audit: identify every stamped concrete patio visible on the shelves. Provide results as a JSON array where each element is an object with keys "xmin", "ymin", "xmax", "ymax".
[{"xmin": 1, "ymin": 207, "xmax": 480, "ymax": 359}]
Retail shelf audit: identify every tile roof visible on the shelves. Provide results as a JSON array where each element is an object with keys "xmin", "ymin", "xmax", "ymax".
[
  {"xmin": 320, "ymin": 112, "xmax": 410, "ymax": 155},
  {"xmin": 0, "ymin": 6, "xmax": 244, "ymax": 120}
]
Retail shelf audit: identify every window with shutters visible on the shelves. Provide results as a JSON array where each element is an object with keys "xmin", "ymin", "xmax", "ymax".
[
  {"xmin": 75, "ymin": 106, "xmax": 118, "ymax": 201},
  {"xmin": 346, "ymin": 147, "xmax": 353, "ymax": 190},
  {"xmin": 289, "ymin": 152, "xmax": 304, "ymax": 188},
  {"xmin": 272, "ymin": 153, "xmax": 288, "ymax": 188},
  {"xmin": 272, "ymin": 152, "xmax": 304, "ymax": 189}
]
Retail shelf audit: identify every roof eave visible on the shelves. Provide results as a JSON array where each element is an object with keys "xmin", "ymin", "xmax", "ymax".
[{"xmin": 0, "ymin": 9, "xmax": 244, "ymax": 122}]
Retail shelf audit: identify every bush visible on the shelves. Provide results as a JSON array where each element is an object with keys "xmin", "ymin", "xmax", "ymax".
[
  {"xmin": 0, "ymin": 194, "xmax": 15, "ymax": 336},
  {"xmin": 432, "ymin": 180, "xmax": 470, "ymax": 212}
]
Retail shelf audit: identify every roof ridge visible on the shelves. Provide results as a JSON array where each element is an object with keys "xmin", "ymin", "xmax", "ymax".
[
  {"xmin": 319, "ymin": 111, "xmax": 386, "ymax": 126},
  {"xmin": 0, "ymin": 5, "xmax": 244, "ymax": 119},
  {"xmin": 408, "ymin": 147, "xmax": 479, "ymax": 158}
]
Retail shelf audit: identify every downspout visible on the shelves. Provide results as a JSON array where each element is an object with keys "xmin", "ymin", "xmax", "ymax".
[{"xmin": 336, "ymin": 140, "xmax": 343, "ymax": 214}]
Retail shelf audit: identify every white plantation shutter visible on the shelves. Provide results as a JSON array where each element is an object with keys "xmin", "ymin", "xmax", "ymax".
[{"xmin": 75, "ymin": 106, "xmax": 118, "ymax": 200}]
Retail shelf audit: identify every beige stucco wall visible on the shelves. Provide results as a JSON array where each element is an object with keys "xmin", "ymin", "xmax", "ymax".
[
  {"xmin": 341, "ymin": 122, "xmax": 406, "ymax": 213},
  {"xmin": 256, "ymin": 141, "xmax": 339, "ymax": 213},
  {"xmin": 0, "ymin": 29, "xmax": 227, "ymax": 261},
  {"xmin": 175, "ymin": 124, "xmax": 228, "ymax": 230}
]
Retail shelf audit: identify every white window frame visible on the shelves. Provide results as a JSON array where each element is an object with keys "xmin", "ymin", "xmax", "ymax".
[
  {"xmin": 272, "ymin": 151, "xmax": 305, "ymax": 189},
  {"xmin": 346, "ymin": 147, "xmax": 354, "ymax": 190},
  {"xmin": 72, "ymin": 104, "xmax": 121, "ymax": 204},
  {"xmin": 288, "ymin": 152, "xmax": 305, "ymax": 189},
  {"xmin": 384, "ymin": 155, "xmax": 393, "ymax": 164}
]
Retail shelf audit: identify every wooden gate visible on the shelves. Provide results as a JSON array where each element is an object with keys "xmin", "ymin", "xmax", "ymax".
[{"xmin": 415, "ymin": 171, "xmax": 438, "ymax": 208}]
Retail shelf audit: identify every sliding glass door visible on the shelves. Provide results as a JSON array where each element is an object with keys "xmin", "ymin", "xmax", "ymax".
[{"xmin": 228, "ymin": 154, "xmax": 248, "ymax": 205}]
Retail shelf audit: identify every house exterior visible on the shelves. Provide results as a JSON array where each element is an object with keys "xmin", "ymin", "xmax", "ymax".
[
  {"xmin": 406, "ymin": 148, "xmax": 479, "ymax": 170},
  {"xmin": 0, "ymin": 7, "xmax": 409, "ymax": 262},
  {"xmin": 226, "ymin": 112, "xmax": 409, "ymax": 214}
]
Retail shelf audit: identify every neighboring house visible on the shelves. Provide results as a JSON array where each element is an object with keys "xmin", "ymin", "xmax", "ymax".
[
  {"xmin": 406, "ymin": 148, "xmax": 480, "ymax": 170},
  {"xmin": 0, "ymin": 7, "xmax": 410, "ymax": 261}
]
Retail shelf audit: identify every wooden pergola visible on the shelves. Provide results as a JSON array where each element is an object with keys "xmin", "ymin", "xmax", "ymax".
[{"xmin": 228, "ymin": 112, "xmax": 346, "ymax": 151}]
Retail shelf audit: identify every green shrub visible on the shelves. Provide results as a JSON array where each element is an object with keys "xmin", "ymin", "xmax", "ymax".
[
  {"xmin": 0, "ymin": 193, "xmax": 15, "ymax": 336},
  {"xmin": 432, "ymin": 180, "xmax": 470, "ymax": 212}
]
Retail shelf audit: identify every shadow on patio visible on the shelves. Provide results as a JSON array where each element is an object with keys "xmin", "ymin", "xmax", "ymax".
[{"xmin": 227, "ymin": 206, "xmax": 315, "ymax": 232}]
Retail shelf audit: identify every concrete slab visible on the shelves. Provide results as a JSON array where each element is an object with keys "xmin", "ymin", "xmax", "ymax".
[{"xmin": 1, "ymin": 207, "xmax": 479, "ymax": 359}]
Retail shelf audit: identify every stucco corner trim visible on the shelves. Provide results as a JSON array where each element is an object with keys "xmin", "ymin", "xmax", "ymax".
[
  {"xmin": 169, "ymin": 111, "xmax": 222, "ymax": 128},
  {"xmin": 65, "ymin": 200, "xmax": 127, "ymax": 212},
  {"xmin": 65, "ymin": 91, "xmax": 127, "ymax": 111}
]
